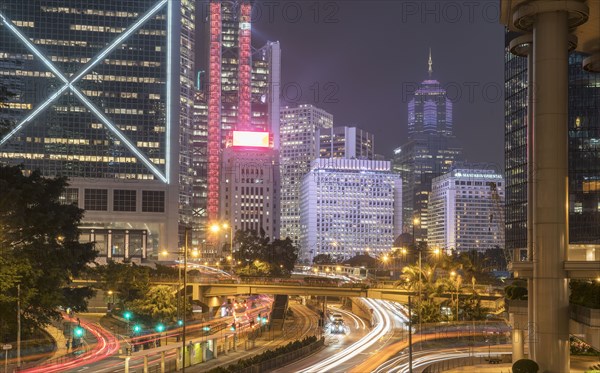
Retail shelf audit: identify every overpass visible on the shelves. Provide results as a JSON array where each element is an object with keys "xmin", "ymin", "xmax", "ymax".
[{"xmin": 177, "ymin": 281, "xmax": 504, "ymax": 311}]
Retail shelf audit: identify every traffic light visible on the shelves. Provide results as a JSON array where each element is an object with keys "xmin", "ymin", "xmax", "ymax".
[
  {"xmin": 74, "ymin": 326, "xmax": 84, "ymax": 338},
  {"xmin": 202, "ymin": 326, "xmax": 210, "ymax": 332},
  {"xmin": 257, "ymin": 312, "xmax": 261, "ymax": 322},
  {"xmin": 155, "ymin": 323, "xmax": 165, "ymax": 333},
  {"xmin": 177, "ymin": 320, "xmax": 183, "ymax": 327},
  {"xmin": 132, "ymin": 324, "xmax": 142, "ymax": 334},
  {"xmin": 123, "ymin": 311, "xmax": 133, "ymax": 321},
  {"xmin": 230, "ymin": 322, "xmax": 236, "ymax": 331}
]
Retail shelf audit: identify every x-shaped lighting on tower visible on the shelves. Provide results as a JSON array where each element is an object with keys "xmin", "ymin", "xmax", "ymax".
[{"xmin": 0, "ymin": 0, "xmax": 170, "ymax": 182}]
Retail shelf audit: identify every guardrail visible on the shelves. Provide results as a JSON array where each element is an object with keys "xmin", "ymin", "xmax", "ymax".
[{"xmin": 235, "ymin": 337, "xmax": 325, "ymax": 373}]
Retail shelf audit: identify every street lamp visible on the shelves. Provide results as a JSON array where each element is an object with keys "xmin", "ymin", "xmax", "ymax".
[
  {"xmin": 210, "ymin": 222, "xmax": 234, "ymax": 267},
  {"xmin": 449, "ymin": 271, "xmax": 462, "ymax": 321}
]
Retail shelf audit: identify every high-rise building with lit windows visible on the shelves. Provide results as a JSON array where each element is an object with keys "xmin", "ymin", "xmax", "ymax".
[
  {"xmin": 220, "ymin": 130, "xmax": 280, "ymax": 259},
  {"xmin": 279, "ymin": 104, "xmax": 333, "ymax": 244},
  {"xmin": 0, "ymin": 0, "xmax": 195, "ymax": 262},
  {"xmin": 504, "ymin": 33, "xmax": 600, "ymax": 260},
  {"xmin": 202, "ymin": 0, "xmax": 280, "ymax": 221},
  {"xmin": 299, "ymin": 158, "xmax": 402, "ymax": 263},
  {"xmin": 428, "ymin": 167, "xmax": 505, "ymax": 254},
  {"xmin": 393, "ymin": 51, "xmax": 462, "ymax": 239},
  {"xmin": 317, "ymin": 126, "xmax": 375, "ymax": 160}
]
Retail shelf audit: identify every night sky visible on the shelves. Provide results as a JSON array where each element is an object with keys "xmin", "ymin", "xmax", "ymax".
[{"xmin": 196, "ymin": 1, "xmax": 506, "ymax": 167}]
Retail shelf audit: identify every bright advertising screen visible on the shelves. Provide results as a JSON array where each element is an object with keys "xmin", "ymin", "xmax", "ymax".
[{"xmin": 232, "ymin": 131, "xmax": 270, "ymax": 148}]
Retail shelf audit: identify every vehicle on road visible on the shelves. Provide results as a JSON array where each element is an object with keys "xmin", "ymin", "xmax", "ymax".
[{"xmin": 330, "ymin": 320, "xmax": 345, "ymax": 334}]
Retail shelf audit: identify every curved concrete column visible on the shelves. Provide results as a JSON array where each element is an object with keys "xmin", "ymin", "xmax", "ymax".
[{"xmin": 509, "ymin": 1, "xmax": 589, "ymax": 371}]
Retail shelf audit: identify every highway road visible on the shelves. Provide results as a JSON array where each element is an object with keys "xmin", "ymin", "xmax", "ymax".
[{"xmin": 272, "ymin": 298, "xmax": 398, "ymax": 373}]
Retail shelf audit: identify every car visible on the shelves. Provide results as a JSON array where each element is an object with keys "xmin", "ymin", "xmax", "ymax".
[
  {"xmin": 331, "ymin": 313, "xmax": 344, "ymax": 322},
  {"xmin": 330, "ymin": 320, "xmax": 345, "ymax": 334}
]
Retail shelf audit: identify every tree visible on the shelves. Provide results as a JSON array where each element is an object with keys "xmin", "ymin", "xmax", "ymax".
[
  {"xmin": 94, "ymin": 262, "xmax": 151, "ymax": 306},
  {"xmin": 129, "ymin": 285, "xmax": 177, "ymax": 324},
  {"xmin": 0, "ymin": 165, "xmax": 97, "ymax": 341},
  {"xmin": 313, "ymin": 254, "xmax": 334, "ymax": 265},
  {"xmin": 234, "ymin": 230, "xmax": 298, "ymax": 277}
]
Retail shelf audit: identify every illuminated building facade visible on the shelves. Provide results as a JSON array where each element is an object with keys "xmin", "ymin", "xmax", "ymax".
[
  {"xmin": 394, "ymin": 53, "xmax": 462, "ymax": 239},
  {"xmin": 279, "ymin": 104, "xmax": 333, "ymax": 244},
  {"xmin": 0, "ymin": 0, "xmax": 195, "ymax": 261},
  {"xmin": 219, "ymin": 131, "xmax": 280, "ymax": 259},
  {"xmin": 428, "ymin": 167, "xmax": 505, "ymax": 253},
  {"xmin": 317, "ymin": 126, "xmax": 375, "ymax": 160},
  {"xmin": 299, "ymin": 159, "xmax": 402, "ymax": 263},
  {"xmin": 505, "ymin": 36, "xmax": 600, "ymax": 260},
  {"xmin": 203, "ymin": 0, "xmax": 281, "ymax": 221}
]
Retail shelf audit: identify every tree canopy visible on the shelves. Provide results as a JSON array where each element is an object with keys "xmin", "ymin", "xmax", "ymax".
[
  {"xmin": 234, "ymin": 230, "xmax": 298, "ymax": 277},
  {"xmin": 0, "ymin": 165, "xmax": 97, "ymax": 342}
]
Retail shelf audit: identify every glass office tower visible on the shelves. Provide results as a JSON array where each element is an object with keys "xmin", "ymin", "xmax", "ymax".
[
  {"xmin": 0, "ymin": 1, "xmax": 195, "ymax": 261},
  {"xmin": 504, "ymin": 33, "xmax": 600, "ymax": 259}
]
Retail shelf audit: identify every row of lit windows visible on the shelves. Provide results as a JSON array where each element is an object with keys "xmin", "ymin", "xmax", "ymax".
[
  {"xmin": 40, "ymin": 6, "xmax": 139, "ymax": 18},
  {"xmin": 0, "ymin": 102, "xmax": 31, "ymax": 110},
  {"xmin": 69, "ymin": 24, "xmax": 166, "ymax": 37},
  {"xmin": 34, "ymin": 38, "xmax": 88, "ymax": 47},
  {"xmin": 0, "ymin": 152, "xmax": 164, "ymax": 165}
]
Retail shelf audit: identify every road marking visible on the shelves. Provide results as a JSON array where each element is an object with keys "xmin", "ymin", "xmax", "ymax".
[{"xmin": 77, "ymin": 368, "xmax": 89, "ymax": 371}]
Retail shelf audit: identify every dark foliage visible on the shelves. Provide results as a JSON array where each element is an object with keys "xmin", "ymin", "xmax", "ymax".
[{"xmin": 0, "ymin": 165, "xmax": 97, "ymax": 342}]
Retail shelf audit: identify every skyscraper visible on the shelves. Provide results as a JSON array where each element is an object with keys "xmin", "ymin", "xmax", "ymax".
[
  {"xmin": 504, "ymin": 35, "xmax": 600, "ymax": 261},
  {"xmin": 428, "ymin": 166, "xmax": 505, "ymax": 254},
  {"xmin": 279, "ymin": 104, "xmax": 333, "ymax": 243},
  {"xmin": 220, "ymin": 131, "xmax": 280, "ymax": 256},
  {"xmin": 203, "ymin": 0, "xmax": 280, "ymax": 222},
  {"xmin": 317, "ymin": 126, "xmax": 375, "ymax": 160},
  {"xmin": 300, "ymin": 158, "xmax": 402, "ymax": 262},
  {"xmin": 394, "ymin": 53, "xmax": 462, "ymax": 239},
  {"xmin": 0, "ymin": 0, "xmax": 195, "ymax": 261}
]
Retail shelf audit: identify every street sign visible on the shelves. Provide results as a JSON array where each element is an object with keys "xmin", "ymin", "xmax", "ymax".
[{"xmin": 2, "ymin": 345, "xmax": 11, "ymax": 350}]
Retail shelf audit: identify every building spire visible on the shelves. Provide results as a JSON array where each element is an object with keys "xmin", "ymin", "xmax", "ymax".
[{"xmin": 428, "ymin": 48, "xmax": 433, "ymax": 77}]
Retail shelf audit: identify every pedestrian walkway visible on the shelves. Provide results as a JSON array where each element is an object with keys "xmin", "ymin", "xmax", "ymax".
[
  {"xmin": 43, "ymin": 323, "xmax": 69, "ymax": 359},
  {"xmin": 444, "ymin": 356, "xmax": 600, "ymax": 373}
]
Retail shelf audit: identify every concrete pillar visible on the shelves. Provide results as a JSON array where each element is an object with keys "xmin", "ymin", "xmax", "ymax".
[
  {"xmin": 512, "ymin": 329, "xmax": 524, "ymax": 362},
  {"xmin": 124, "ymin": 357, "xmax": 130, "ymax": 373},
  {"xmin": 213, "ymin": 338, "xmax": 218, "ymax": 358},
  {"xmin": 176, "ymin": 347, "xmax": 181, "ymax": 371},
  {"xmin": 143, "ymin": 355, "xmax": 148, "ymax": 373},
  {"xmin": 532, "ymin": 9, "xmax": 570, "ymax": 373},
  {"xmin": 160, "ymin": 351, "xmax": 165, "ymax": 373}
]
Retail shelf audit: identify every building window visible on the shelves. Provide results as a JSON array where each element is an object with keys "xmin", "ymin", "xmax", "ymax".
[
  {"xmin": 142, "ymin": 191, "xmax": 165, "ymax": 213},
  {"xmin": 84, "ymin": 189, "xmax": 108, "ymax": 211},
  {"xmin": 113, "ymin": 190, "xmax": 136, "ymax": 212},
  {"xmin": 60, "ymin": 188, "xmax": 79, "ymax": 205}
]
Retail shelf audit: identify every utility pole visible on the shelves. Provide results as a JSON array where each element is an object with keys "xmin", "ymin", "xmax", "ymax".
[
  {"xmin": 408, "ymin": 296, "xmax": 413, "ymax": 373},
  {"xmin": 16, "ymin": 284, "xmax": 21, "ymax": 368},
  {"xmin": 182, "ymin": 227, "xmax": 188, "ymax": 372}
]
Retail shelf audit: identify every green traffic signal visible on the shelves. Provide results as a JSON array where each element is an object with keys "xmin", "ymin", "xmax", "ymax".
[
  {"xmin": 177, "ymin": 320, "xmax": 183, "ymax": 327},
  {"xmin": 123, "ymin": 311, "xmax": 133, "ymax": 320},
  {"xmin": 74, "ymin": 326, "xmax": 84, "ymax": 337},
  {"xmin": 155, "ymin": 323, "xmax": 165, "ymax": 333},
  {"xmin": 132, "ymin": 324, "xmax": 142, "ymax": 333}
]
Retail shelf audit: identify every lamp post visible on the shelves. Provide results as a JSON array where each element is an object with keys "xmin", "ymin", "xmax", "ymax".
[
  {"xmin": 412, "ymin": 217, "xmax": 421, "ymax": 334},
  {"xmin": 160, "ymin": 227, "xmax": 190, "ymax": 371},
  {"xmin": 408, "ymin": 295, "xmax": 413, "ymax": 373},
  {"xmin": 182, "ymin": 227, "xmax": 189, "ymax": 372},
  {"xmin": 210, "ymin": 222, "xmax": 233, "ymax": 268},
  {"xmin": 450, "ymin": 271, "xmax": 462, "ymax": 321}
]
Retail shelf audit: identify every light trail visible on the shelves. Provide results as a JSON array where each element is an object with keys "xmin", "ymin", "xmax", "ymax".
[
  {"xmin": 397, "ymin": 351, "xmax": 511, "ymax": 373},
  {"xmin": 329, "ymin": 306, "xmax": 366, "ymax": 330},
  {"xmin": 299, "ymin": 298, "xmax": 392, "ymax": 373},
  {"xmin": 22, "ymin": 317, "xmax": 119, "ymax": 373}
]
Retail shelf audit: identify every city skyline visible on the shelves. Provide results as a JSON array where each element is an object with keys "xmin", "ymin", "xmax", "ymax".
[{"xmin": 210, "ymin": 1, "xmax": 505, "ymax": 166}]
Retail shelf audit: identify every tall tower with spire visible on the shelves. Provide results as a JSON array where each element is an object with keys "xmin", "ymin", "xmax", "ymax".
[
  {"xmin": 393, "ymin": 50, "xmax": 462, "ymax": 241},
  {"xmin": 407, "ymin": 49, "xmax": 453, "ymax": 139}
]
